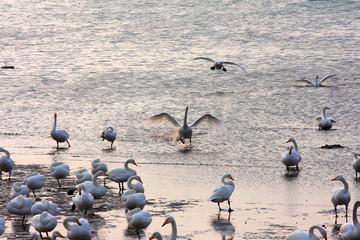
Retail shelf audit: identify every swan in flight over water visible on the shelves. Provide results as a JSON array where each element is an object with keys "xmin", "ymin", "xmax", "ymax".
[
  {"xmin": 332, "ymin": 175, "xmax": 351, "ymax": 219},
  {"xmin": 295, "ymin": 74, "xmax": 336, "ymax": 87},
  {"xmin": 316, "ymin": 107, "xmax": 336, "ymax": 130},
  {"xmin": 208, "ymin": 173, "xmax": 235, "ymax": 212},
  {"xmin": 190, "ymin": 57, "xmax": 246, "ymax": 72},
  {"xmin": 281, "ymin": 138, "xmax": 301, "ymax": 173},
  {"xmin": 285, "ymin": 225, "xmax": 327, "ymax": 240},
  {"xmin": 51, "ymin": 113, "xmax": 70, "ymax": 149},
  {"xmin": 144, "ymin": 106, "xmax": 226, "ymax": 145},
  {"xmin": 340, "ymin": 201, "xmax": 360, "ymax": 240}
]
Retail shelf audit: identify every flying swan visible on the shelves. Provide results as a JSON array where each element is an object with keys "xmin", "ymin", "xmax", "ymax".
[
  {"xmin": 190, "ymin": 57, "xmax": 246, "ymax": 72},
  {"xmin": 316, "ymin": 107, "xmax": 336, "ymax": 130},
  {"xmin": 295, "ymin": 74, "xmax": 336, "ymax": 87}
]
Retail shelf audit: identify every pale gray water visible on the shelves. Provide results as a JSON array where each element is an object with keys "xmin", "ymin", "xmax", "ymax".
[{"xmin": 0, "ymin": 0, "xmax": 360, "ymax": 239}]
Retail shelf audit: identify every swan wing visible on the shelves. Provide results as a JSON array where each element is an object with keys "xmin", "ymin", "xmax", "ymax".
[
  {"xmin": 295, "ymin": 79, "xmax": 315, "ymax": 85},
  {"xmin": 190, "ymin": 57, "xmax": 216, "ymax": 63},
  {"xmin": 190, "ymin": 114, "xmax": 226, "ymax": 130},
  {"xmin": 144, "ymin": 112, "xmax": 182, "ymax": 127},
  {"xmin": 315, "ymin": 116, "xmax": 323, "ymax": 122},
  {"xmin": 221, "ymin": 61, "xmax": 247, "ymax": 72},
  {"xmin": 329, "ymin": 118, "xmax": 336, "ymax": 123},
  {"xmin": 319, "ymin": 74, "xmax": 336, "ymax": 83}
]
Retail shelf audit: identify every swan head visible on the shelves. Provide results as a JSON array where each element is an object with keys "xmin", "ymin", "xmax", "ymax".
[
  {"xmin": 127, "ymin": 159, "xmax": 138, "ymax": 166},
  {"xmin": 161, "ymin": 216, "xmax": 175, "ymax": 227},
  {"xmin": 286, "ymin": 138, "xmax": 296, "ymax": 144},
  {"xmin": 316, "ymin": 75, "xmax": 319, "ymax": 79},
  {"xmin": 30, "ymin": 233, "xmax": 40, "ymax": 240},
  {"xmin": 150, "ymin": 232, "xmax": 162, "ymax": 239},
  {"xmin": 54, "ymin": 113, "xmax": 57, "ymax": 118},
  {"xmin": 332, "ymin": 175, "xmax": 344, "ymax": 182},
  {"xmin": 354, "ymin": 153, "xmax": 360, "ymax": 159},
  {"xmin": 52, "ymin": 231, "xmax": 65, "ymax": 238}
]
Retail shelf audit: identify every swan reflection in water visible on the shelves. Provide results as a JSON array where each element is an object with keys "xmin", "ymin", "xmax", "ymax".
[{"xmin": 210, "ymin": 212, "xmax": 235, "ymax": 240}]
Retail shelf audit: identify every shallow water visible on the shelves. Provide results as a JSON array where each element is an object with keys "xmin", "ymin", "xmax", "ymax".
[{"xmin": 0, "ymin": 0, "xmax": 360, "ymax": 239}]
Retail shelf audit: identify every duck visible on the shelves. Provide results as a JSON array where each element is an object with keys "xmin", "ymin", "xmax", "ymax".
[
  {"xmin": 63, "ymin": 216, "xmax": 92, "ymax": 240},
  {"xmin": 340, "ymin": 201, "xmax": 360, "ymax": 239},
  {"xmin": 31, "ymin": 211, "xmax": 57, "ymax": 239},
  {"xmin": 295, "ymin": 74, "xmax": 337, "ymax": 87},
  {"xmin": 50, "ymin": 162, "xmax": 70, "ymax": 188},
  {"xmin": 71, "ymin": 184, "xmax": 94, "ymax": 217},
  {"xmin": 51, "ymin": 113, "xmax": 70, "ymax": 149},
  {"xmin": 74, "ymin": 171, "xmax": 106, "ymax": 199},
  {"xmin": 105, "ymin": 159, "xmax": 137, "ymax": 191},
  {"xmin": 208, "ymin": 174, "xmax": 235, "ymax": 212},
  {"xmin": 353, "ymin": 154, "xmax": 360, "ymax": 178},
  {"xmin": 316, "ymin": 107, "xmax": 336, "ymax": 130},
  {"xmin": 285, "ymin": 225, "xmax": 327, "ymax": 240},
  {"xmin": 75, "ymin": 169, "xmax": 93, "ymax": 185},
  {"xmin": 101, "ymin": 127, "xmax": 117, "ymax": 148},
  {"xmin": 31, "ymin": 199, "xmax": 58, "ymax": 215},
  {"xmin": 190, "ymin": 57, "xmax": 246, "ymax": 72},
  {"xmin": 126, "ymin": 208, "xmax": 152, "ymax": 239},
  {"xmin": 332, "ymin": 175, "xmax": 351, "ymax": 218},
  {"xmin": 282, "ymin": 138, "xmax": 301, "ymax": 173},
  {"xmin": 0, "ymin": 218, "xmax": 5, "ymax": 236},
  {"xmin": 23, "ymin": 173, "xmax": 46, "ymax": 199},
  {"xmin": 144, "ymin": 106, "xmax": 226, "ymax": 146},
  {"xmin": 30, "ymin": 231, "xmax": 65, "ymax": 240},
  {"xmin": 11, "ymin": 182, "xmax": 30, "ymax": 198},
  {"xmin": 0, "ymin": 147, "xmax": 15, "ymax": 180},
  {"xmin": 6, "ymin": 195, "xmax": 35, "ymax": 224}
]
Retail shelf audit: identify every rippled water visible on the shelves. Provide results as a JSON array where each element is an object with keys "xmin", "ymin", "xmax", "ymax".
[{"xmin": 1, "ymin": 0, "xmax": 360, "ymax": 239}]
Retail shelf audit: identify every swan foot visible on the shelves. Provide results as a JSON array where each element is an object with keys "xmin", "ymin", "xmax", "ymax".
[
  {"xmin": 222, "ymin": 67, "xmax": 227, "ymax": 72},
  {"xmin": 228, "ymin": 208, "xmax": 234, "ymax": 212},
  {"xmin": 210, "ymin": 66, "xmax": 215, "ymax": 70},
  {"xmin": 180, "ymin": 138, "xmax": 185, "ymax": 144}
]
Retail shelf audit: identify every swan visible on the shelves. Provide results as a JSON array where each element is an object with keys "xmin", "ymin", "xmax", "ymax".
[
  {"xmin": 51, "ymin": 113, "xmax": 70, "ymax": 149},
  {"xmin": 316, "ymin": 107, "xmax": 336, "ymax": 130},
  {"xmin": 285, "ymin": 225, "xmax": 327, "ymax": 240},
  {"xmin": 126, "ymin": 208, "xmax": 152, "ymax": 239},
  {"xmin": 144, "ymin": 106, "xmax": 226, "ymax": 145},
  {"xmin": 11, "ymin": 182, "xmax": 30, "ymax": 198},
  {"xmin": 30, "ymin": 231, "xmax": 65, "ymax": 240},
  {"xmin": 75, "ymin": 170, "xmax": 106, "ymax": 199},
  {"xmin": 121, "ymin": 176, "xmax": 144, "ymax": 207},
  {"xmin": 208, "ymin": 174, "xmax": 235, "ymax": 212},
  {"xmin": 123, "ymin": 192, "xmax": 146, "ymax": 210},
  {"xmin": 105, "ymin": 159, "xmax": 137, "ymax": 191},
  {"xmin": 332, "ymin": 175, "xmax": 351, "ymax": 217},
  {"xmin": 101, "ymin": 127, "xmax": 117, "ymax": 148},
  {"xmin": 150, "ymin": 232, "xmax": 163, "ymax": 240},
  {"xmin": 23, "ymin": 173, "xmax": 46, "ymax": 199},
  {"xmin": 190, "ymin": 57, "xmax": 246, "ymax": 72},
  {"xmin": 71, "ymin": 184, "xmax": 94, "ymax": 217},
  {"xmin": 31, "ymin": 199, "xmax": 58, "ymax": 215},
  {"xmin": 50, "ymin": 162, "xmax": 70, "ymax": 188},
  {"xmin": 31, "ymin": 212, "xmax": 57, "ymax": 238},
  {"xmin": 340, "ymin": 201, "xmax": 360, "ymax": 239},
  {"xmin": 0, "ymin": 147, "xmax": 14, "ymax": 180},
  {"xmin": 75, "ymin": 169, "xmax": 92, "ymax": 185},
  {"xmin": 295, "ymin": 74, "xmax": 336, "ymax": 87},
  {"xmin": 161, "ymin": 216, "xmax": 188, "ymax": 240},
  {"xmin": 6, "ymin": 195, "xmax": 35, "ymax": 224},
  {"xmin": 0, "ymin": 218, "xmax": 4, "ymax": 236},
  {"xmin": 91, "ymin": 158, "xmax": 108, "ymax": 175},
  {"xmin": 353, "ymin": 154, "xmax": 360, "ymax": 178},
  {"xmin": 63, "ymin": 216, "xmax": 92, "ymax": 240},
  {"xmin": 282, "ymin": 138, "xmax": 301, "ymax": 172}
]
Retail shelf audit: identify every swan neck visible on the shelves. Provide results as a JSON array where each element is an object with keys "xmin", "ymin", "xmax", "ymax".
[
  {"xmin": 183, "ymin": 107, "xmax": 188, "ymax": 127},
  {"xmin": 323, "ymin": 108, "xmax": 327, "ymax": 118},
  {"xmin": 292, "ymin": 140, "xmax": 299, "ymax": 152},
  {"xmin": 52, "ymin": 115, "xmax": 57, "ymax": 131},
  {"xmin": 63, "ymin": 216, "xmax": 78, "ymax": 230},
  {"xmin": 170, "ymin": 220, "xmax": 177, "ymax": 240},
  {"xmin": 353, "ymin": 202, "xmax": 360, "ymax": 227},
  {"xmin": 341, "ymin": 178, "xmax": 349, "ymax": 192}
]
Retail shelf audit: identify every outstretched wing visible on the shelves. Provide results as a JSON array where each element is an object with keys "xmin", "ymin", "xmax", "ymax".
[
  {"xmin": 189, "ymin": 114, "xmax": 226, "ymax": 130},
  {"xmin": 222, "ymin": 61, "xmax": 247, "ymax": 73},
  {"xmin": 295, "ymin": 78, "xmax": 315, "ymax": 85},
  {"xmin": 144, "ymin": 113, "xmax": 182, "ymax": 127},
  {"xmin": 319, "ymin": 74, "xmax": 336, "ymax": 84},
  {"xmin": 329, "ymin": 118, "xmax": 336, "ymax": 123},
  {"xmin": 190, "ymin": 57, "xmax": 216, "ymax": 63},
  {"xmin": 315, "ymin": 116, "xmax": 323, "ymax": 122}
]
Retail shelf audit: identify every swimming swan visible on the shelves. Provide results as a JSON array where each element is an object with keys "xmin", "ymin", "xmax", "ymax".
[
  {"xmin": 0, "ymin": 147, "xmax": 14, "ymax": 180},
  {"xmin": 105, "ymin": 159, "xmax": 137, "ymax": 191},
  {"xmin": 340, "ymin": 201, "xmax": 360, "ymax": 240},
  {"xmin": 145, "ymin": 106, "xmax": 226, "ymax": 145},
  {"xmin": 208, "ymin": 174, "xmax": 235, "ymax": 212},
  {"xmin": 101, "ymin": 127, "xmax": 117, "ymax": 148},
  {"xmin": 296, "ymin": 74, "xmax": 336, "ymax": 87},
  {"xmin": 51, "ymin": 113, "xmax": 70, "ymax": 149},
  {"xmin": 332, "ymin": 175, "xmax": 351, "ymax": 218},
  {"xmin": 282, "ymin": 138, "xmax": 301, "ymax": 172},
  {"xmin": 63, "ymin": 216, "xmax": 92, "ymax": 240},
  {"xmin": 316, "ymin": 107, "xmax": 336, "ymax": 130},
  {"xmin": 285, "ymin": 225, "xmax": 327, "ymax": 240},
  {"xmin": 190, "ymin": 57, "xmax": 246, "ymax": 72},
  {"xmin": 50, "ymin": 162, "xmax": 70, "ymax": 188}
]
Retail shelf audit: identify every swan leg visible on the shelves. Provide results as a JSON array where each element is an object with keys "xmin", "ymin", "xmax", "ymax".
[
  {"xmin": 57, "ymin": 179, "xmax": 62, "ymax": 189},
  {"xmin": 180, "ymin": 138, "xmax": 185, "ymax": 144},
  {"xmin": 111, "ymin": 142, "xmax": 114, "ymax": 149},
  {"xmin": 345, "ymin": 205, "xmax": 349, "ymax": 217},
  {"xmin": 21, "ymin": 215, "xmax": 26, "ymax": 225},
  {"xmin": 217, "ymin": 202, "xmax": 222, "ymax": 211},
  {"xmin": 71, "ymin": 203, "xmax": 76, "ymax": 212},
  {"xmin": 67, "ymin": 140, "xmax": 71, "ymax": 147},
  {"xmin": 334, "ymin": 205, "xmax": 338, "ymax": 217},
  {"xmin": 210, "ymin": 66, "xmax": 215, "ymax": 70},
  {"xmin": 56, "ymin": 141, "xmax": 59, "ymax": 149},
  {"xmin": 228, "ymin": 200, "xmax": 234, "ymax": 212},
  {"xmin": 84, "ymin": 210, "xmax": 87, "ymax": 218},
  {"xmin": 296, "ymin": 165, "xmax": 299, "ymax": 171},
  {"xmin": 32, "ymin": 190, "xmax": 37, "ymax": 199},
  {"xmin": 137, "ymin": 230, "xmax": 141, "ymax": 240},
  {"xmin": 190, "ymin": 138, "xmax": 192, "ymax": 146},
  {"xmin": 222, "ymin": 67, "xmax": 227, "ymax": 72},
  {"xmin": 8, "ymin": 171, "xmax": 11, "ymax": 181}
]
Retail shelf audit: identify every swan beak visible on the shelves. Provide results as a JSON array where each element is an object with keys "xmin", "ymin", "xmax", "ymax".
[
  {"xmin": 354, "ymin": 153, "xmax": 360, "ymax": 158},
  {"xmin": 289, "ymin": 148, "xmax": 292, "ymax": 154},
  {"xmin": 161, "ymin": 219, "xmax": 169, "ymax": 227},
  {"xmin": 331, "ymin": 176, "xmax": 338, "ymax": 181},
  {"xmin": 139, "ymin": 177, "xmax": 143, "ymax": 183},
  {"xmin": 133, "ymin": 161, "xmax": 138, "ymax": 166},
  {"xmin": 186, "ymin": 106, "xmax": 189, "ymax": 109},
  {"xmin": 230, "ymin": 176, "xmax": 234, "ymax": 181},
  {"xmin": 57, "ymin": 232, "xmax": 65, "ymax": 238},
  {"xmin": 324, "ymin": 233, "xmax": 327, "ymax": 240},
  {"xmin": 77, "ymin": 220, "xmax": 82, "ymax": 225},
  {"xmin": 79, "ymin": 188, "xmax": 82, "ymax": 195},
  {"xmin": 149, "ymin": 234, "xmax": 155, "ymax": 239},
  {"xmin": 325, "ymin": 107, "xmax": 330, "ymax": 110},
  {"xmin": 54, "ymin": 113, "xmax": 57, "ymax": 117},
  {"xmin": 286, "ymin": 139, "xmax": 291, "ymax": 143}
]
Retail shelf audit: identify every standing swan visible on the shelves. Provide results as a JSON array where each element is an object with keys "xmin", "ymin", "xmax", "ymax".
[
  {"xmin": 105, "ymin": 159, "xmax": 137, "ymax": 191},
  {"xmin": 340, "ymin": 201, "xmax": 360, "ymax": 240},
  {"xmin": 51, "ymin": 113, "xmax": 70, "ymax": 149},
  {"xmin": 71, "ymin": 184, "xmax": 94, "ymax": 217},
  {"xmin": 353, "ymin": 154, "xmax": 360, "ymax": 178},
  {"xmin": 76, "ymin": 170, "xmax": 106, "ymax": 199},
  {"xmin": 190, "ymin": 57, "xmax": 247, "ymax": 72},
  {"xmin": 282, "ymin": 138, "xmax": 301, "ymax": 173},
  {"xmin": 101, "ymin": 127, "xmax": 117, "ymax": 149},
  {"xmin": 0, "ymin": 147, "xmax": 14, "ymax": 180},
  {"xmin": 208, "ymin": 174, "xmax": 235, "ymax": 212},
  {"xmin": 23, "ymin": 173, "xmax": 46, "ymax": 199},
  {"xmin": 295, "ymin": 74, "xmax": 336, "ymax": 87},
  {"xmin": 285, "ymin": 225, "xmax": 327, "ymax": 240},
  {"xmin": 6, "ymin": 195, "xmax": 35, "ymax": 225},
  {"xmin": 145, "ymin": 106, "xmax": 226, "ymax": 145},
  {"xmin": 63, "ymin": 216, "xmax": 92, "ymax": 240},
  {"xmin": 332, "ymin": 175, "xmax": 351, "ymax": 218},
  {"xmin": 126, "ymin": 208, "xmax": 152, "ymax": 239},
  {"xmin": 31, "ymin": 211, "xmax": 57, "ymax": 239},
  {"xmin": 316, "ymin": 107, "xmax": 336, "ymax": 130},
  {"xmin": 50, "ymin": 162, "xmax": 70, "ymax": 188}
]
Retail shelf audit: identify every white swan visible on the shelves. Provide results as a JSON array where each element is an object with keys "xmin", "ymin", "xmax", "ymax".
[
  {"xmin": 144, "ymin": 106, "xmax": 226, "ymax": 145},
  {"xmin": 340, "ymin": 201, "xmax": 360, "ymax": 240},
  {"xmin": 31, "ymin": 212, "xmax": 57, "ymax": 238},
  {"xmin": 123, "ymin": 192, "xmax": 146, "ymax": 210},
  {"xmin": 0, "ymin": 147, "xmax": 14, "ymax": 180},
  {"xmin": 75, "ymin": 169, "xmax": 93, "ymax": 185},
  {"xmin": 63, "ymin": 216, "xmax": 92, "ymax": 240},
  {"xmin": 105, "ymin": 159, "xmax": 137, "ymax": 191},
  {"xmin": 11, "ymin": 182, "xmax": 30, "ymax": 198},
  {"xmin": 316, "ymin": 107, "xmax": 336, "ymax": 130},
  {"xmin": 161, "ymin": 216, "xmax": 187, "ymax": 240},
  {"xmin": 353, "ymin": 154, "xmax": 360, "ymax": 178},
  {"xmin": 332, "ymin": 175, "xmax": 351, "ymax": 217},
  {"xmin": 0, "ymin": 218, "xmax": 5, "ymax": 236},
  {"xmin": 285, "ymin": 225, "xmax": 327, "ymax": 240},
  {"xmin": 150, "ymin": 232, "xmax": 163, "ymax": 240},
  {"xmin": 77, "ymin": 170, "xmax": 106, "ymax": 199},
  {"xmin": 51, "ymin": 113, "xmax": 70, "ymax": 149},
  {"xmin": 296, "ymin": 74, "xmax": 336, "ymax": 87},
  {"xmin": 101, "ymin": 127, "xmax": 117, "ymax": 148},
  {"xmin": 126, "ymin": 208, "xmax": 152, "ymax": 239},
  {"xmin": 91, "ymin": 158, "xmax": 108, "ymax": 175},
  {"xmin": 50, "ymin": 162, "xmax": 70, "ymax": 188},
  {"xmin": 282, "ymin": 138, "xmax": 301, "ymax": 172},
  {"xmin": 71, "ymin": 184, "xmax": 94, "ymax": 217},
  {"xmin": 6, "ymin": 195, "xmax": 35, "ymax": 224},
  {"xmin": 190, "ymin": 57, "xmax": 246, "ymax": 72},
  {"xmin": 208, "ymin": 174, "xmax": 235, "ymax": 212},
  {"xmin": 31, "ymin": 199, "xmax": 58, "ymax": 215},
  {"xmin": 30, "ymin": 231, "xmax": 65, "ymax": 240},
  {"xmin": 23, "ymin": 173, "xmax": 46, "ymax": 199}
]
